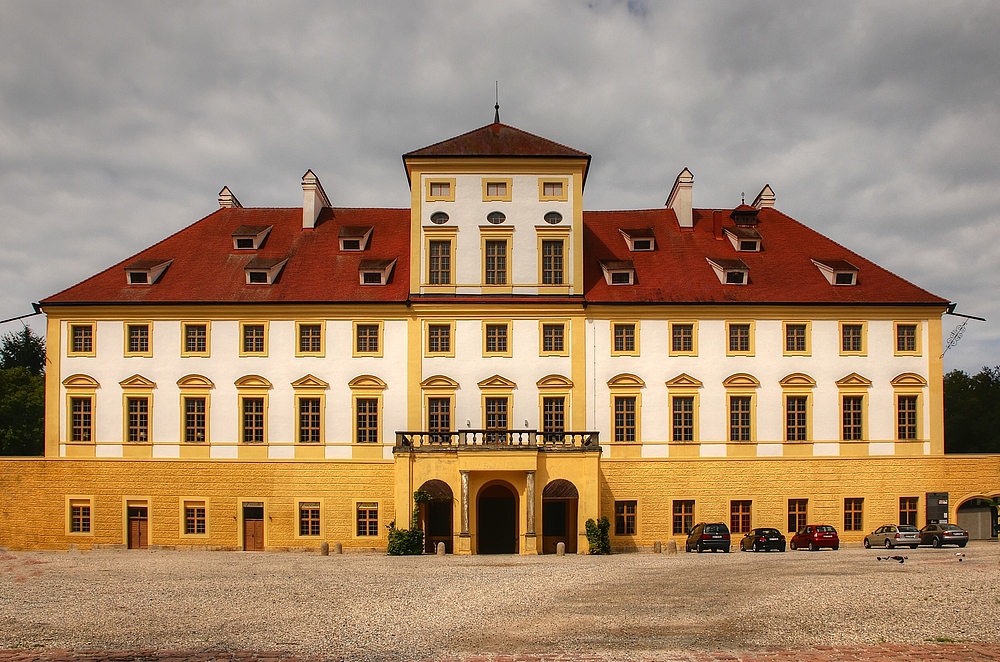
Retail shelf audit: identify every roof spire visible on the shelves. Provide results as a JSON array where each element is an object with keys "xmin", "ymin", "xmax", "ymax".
[
  {"xmin": 741, "ymin": 191, "xmax": 745, "ymax": 204},
  {"xmin": 494, "ymin": 81, "xmax": 500, "ymax": 124}
]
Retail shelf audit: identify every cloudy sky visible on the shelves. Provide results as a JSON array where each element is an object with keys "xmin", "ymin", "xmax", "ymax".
[{"xmin": 1, "ymin": 1, "xmax": 997, "ymax": 372}]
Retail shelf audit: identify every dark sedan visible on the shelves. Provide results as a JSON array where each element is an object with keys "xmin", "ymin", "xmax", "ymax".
[
  {"xmin": 739, "ymin": 527, "xmax": 786, "ymax": 552},
  {"xmin": 919, "ymin": 523, "xmax": 969, "ymax": 547}
]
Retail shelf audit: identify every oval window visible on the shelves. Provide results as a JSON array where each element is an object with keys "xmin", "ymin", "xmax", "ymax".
[
  {"xmin": 487, "ymin": 211, "xmax": 506, "ymax": 225},
  {"xmin": 544, "ymin": 211, "xmax": 563, "ymax": 225},
  {"xmin": 430, "ymin": 212, "xmax": 449, "ymax": 225}
]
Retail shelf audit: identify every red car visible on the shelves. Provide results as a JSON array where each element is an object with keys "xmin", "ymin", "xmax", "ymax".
[{"xmin": 790, "ymin": 524, "xmax": 840, "ymax": 551}]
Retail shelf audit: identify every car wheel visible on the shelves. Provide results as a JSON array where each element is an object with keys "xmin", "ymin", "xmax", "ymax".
[
  {"xmin": 910, "ymin": 545, "xmax": 918, "ymax": 550},
  {"xmin": 723, "ymin": 546, "xmax": 730, "ymax": 553},
  {"xmin": 932, "ymin": 536, "xmax": 942, "ymax": 548},
  {"xmin": 863, "ymin": 538, "xmax": 871, "ymax": 549},
  {"xmin": 832, "ymin": 545, "xmax": 839, "ymax": 551},
  {"xmin": 790, "ymin": 541, "xmax": 797, "ymax": 550},
  {"xmin": 958, "ymin": 542, "xmax": 967, "ymax": 548},
  {"xmin": 808, "ymin": 542, "xmax": 816, "ymax": 551},
  {"xmin": 884, "ymin": 539, "xmax": 893, "ymax": 549},
  {"xmin": 752, "ymin": 542, "xmax": 760, "ymax": 552},
  {"xmin": 697, "ymin": 543, "xmax": 703, "ymax": 553}
]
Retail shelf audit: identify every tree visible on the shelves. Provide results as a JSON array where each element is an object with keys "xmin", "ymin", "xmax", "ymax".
[
  {"xmin": 944, "ymin": 366, "xmax": 1000, "ymax": 454},
  {"xmin": 0, "ymin": 327, "xmax": 46, "ymax": 455}
]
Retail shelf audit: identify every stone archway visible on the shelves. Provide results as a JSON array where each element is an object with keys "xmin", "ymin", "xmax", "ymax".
[
  {"xmin": 477, "ymin": 482, "xmax": 518, "ymax": 554},
  {"xmin": 419, "ymin": 479, "xmax": 454, "ymax": 553},
  {"xmin": 957, "ymin": 497, "xmax": 999, "ymax": 539},
  {"xmin": 542, "ymin": 479, "xmax": 579, "ymax": 554}
]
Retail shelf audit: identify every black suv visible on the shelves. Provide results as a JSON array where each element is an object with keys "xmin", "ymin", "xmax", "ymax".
[{"xmin": 685, "ymin": 522, "xmax": 731, "ymax": 553}]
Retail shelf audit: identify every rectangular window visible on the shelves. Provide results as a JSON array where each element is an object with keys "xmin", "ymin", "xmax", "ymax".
[
  {"xmin": 184, "ymin": 397, "xmax": 207, "ymax": 443},
  {"xmin": 897, "ymin": 395, "xmax": 918, "ymax": 439},
  {"xmin": 357, "ymin": 503, "xmax": 379, "ymax": 536},
  {"xmin": 427, "ymin": 397, "xmax": 451, "ymax": 433},
  {"xmin": 299, "ymin": 398, "xmax": 321, "ymax": 443},
  {"xmin": 729, "ymin": 396, "xmax": 752, "ymax": 441},
  {"xmin": 614, "ymin": 500, "xmax": 637, "ymax": 536},
  {"xmin": 185, "ymin": 502, "xmax": 206, "ymax": 535},
  {"xmin": 485, "ymin": 240, "xmax": 507, "ymax": 285},
  {"xmin": 429, "ymin": 240, "xmax": 452, "ymax": 285},
  {"xmin": 672, "ymin": 500, "xmax": 694, "ymax": 535},
  {"xmin": 184, "ymin": 324, "xmax": 208, "ymax": 354},
  {"xmin": 541, "ymin": 241, "xmax": 564, "ymax": 285},
  {"xmin": 127, "ymin": 397, "xmax": 149, "ymax": 442},
  {"xmin": 896, "ymin": 324, "xmax": 918, "ymax": 353},
  {"xmin": 788, "ymin": 499, "xmax": 808, "ymax": 533},
  {"xmin": 71, "ymin": 324, "xmax": 93, "ymax": 354},
  {"xmin": 672, "ymin": 396, "xmax": 694, "ymax": 442},
  {"xmin": 842, "ymin": 324, "xmax": 863, "ymax": 353},
  {"xmin": 356, "ymin": 324, "xmax": 379, "ymax": 354},
  {"xmin": 299, "ymin": 324, "xmax": 322, "ymax": 354},
  {"xmin": 486, "ymin": 181, "xmax": 507, "ymax": 197},
  {"xmin": 485, "ymin": 397, "xmax": 508, "ymax": 443},
  {"xmin": 842, "ymin": 396, "xmax": 864, "ymax": 440},
  {"xmin": 299, "ymin": 503, "xmax": 321, "ymax": 536},
  {"xmin": 427, "ymin": 324, "xmax": 451, "ymax": 353},
  {"xmin": 899, "ymin": 497, "xmax": 918, "ymax": 527},
  {"xmin": 70, "ymin": 397, "xmax": 93, "ymax": 442},
  {"xmin": 242, "ymin": 397, "xmax": 265, "ymax": 443},
  {"xmin": 785, "ymin": 324, "xmax": 807, "ymax": 353},
  {"xmin": 729, "ymin": 324, "xmax": 751, "ymax": 353},
  {"xmin": 542, "ymin": 397, "xmax": 565, "ymax": 440},
  {"xmin": 242, "ymin": 324, "xmax": 265, "ymax": 354},
  {"xmin": 786, "ymin": 396, "xmax": 808, "ymax": 441},
  {"xmin": 844, "ymin": 498, "xmax": 864, "ymax": 532},
  {"xmin": 356, "ymin": 398, "xmax": 378, "ymax": 444},
  {"xmin": 672, "ymin": 324, "xmax": 693, "ymax": 353},
  {"xmin": 429, "ymin": 182, "xmax": 450, "ymax": 197},
  {"xmin": 542, "ymin": 324, "xmax": 565, "ymax": 353},
  {"xmin": 485, "ymin": 324, "xmax": 508, "ymax": 354},
  {"xmin": 542, "ymin": 182, "xmax": 563, "ymax": 197},
  {"xmin": 730, "ymin": 500, "xmax": 752, "ymax": 534},
  {"xmin": 614, "ymin": 396, "xmax": 636, "ymax": 442},
  {"xmin": 70, "ymin": 501, "xmax": 91, "ymax": 533},
  {"xmin": 362, "ymin": 272, "xmax": 382, "ymax": 285},
  {"xmin": 613, "ymin": 324, "xmax": 636, "ymax": 353},
  {"xmin": 127, "ymin": 324, "xmax": 149, "ymax": 354}
]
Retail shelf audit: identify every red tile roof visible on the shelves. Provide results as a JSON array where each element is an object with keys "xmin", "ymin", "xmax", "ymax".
[{"xmin": 404, "ymin": 122, "xmax": 590, "ymax": 159}]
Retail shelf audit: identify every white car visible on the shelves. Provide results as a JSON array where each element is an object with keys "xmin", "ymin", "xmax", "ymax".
[{"xmin": 863, "ymin": 524, "xmax": 920, "ymax": 549}]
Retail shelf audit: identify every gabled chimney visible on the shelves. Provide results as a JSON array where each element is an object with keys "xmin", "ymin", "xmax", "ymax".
[
  {"xmin": 301, "ymin": 170, "xmax": 331, "ymax": 230},
  {"xmin": 666, "ymin": 168, "xmax": 694, "ymax": 229},
  {"xmin": 752, "ymin": 184, "xmax": 775, "ymax": 209},
  {"xmin": 218, "ymin": 186, "xmax": 242, "ymax": 209}
]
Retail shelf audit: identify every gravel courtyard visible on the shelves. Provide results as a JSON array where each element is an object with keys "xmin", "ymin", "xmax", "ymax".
[{"xmin": 1, "ymin": 544, "xmax": 998, "ymax": 661}]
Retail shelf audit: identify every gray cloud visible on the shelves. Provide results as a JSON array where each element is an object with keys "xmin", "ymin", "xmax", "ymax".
[{"xmin": 1, "ymin": 0, "xmax": 998, "ymax": 371}]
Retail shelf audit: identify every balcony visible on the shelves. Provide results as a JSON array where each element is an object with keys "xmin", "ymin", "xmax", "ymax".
[{"xmin": 394, "ymin": 430, "xmax": 600, "ymax": 452}]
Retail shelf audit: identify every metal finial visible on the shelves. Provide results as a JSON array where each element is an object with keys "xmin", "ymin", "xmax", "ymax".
[
  {"xmin": 494, "ymin": 81, "xmax": 500, "ymax": 123},
  {"xmin": 741, "ymin": 191, "xmax": 745, "ymax": 204}
]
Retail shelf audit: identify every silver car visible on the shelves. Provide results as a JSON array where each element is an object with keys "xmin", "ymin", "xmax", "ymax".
[{"xmin": 863, "ymin": 524, "xmax": 921, "ymax": 549}]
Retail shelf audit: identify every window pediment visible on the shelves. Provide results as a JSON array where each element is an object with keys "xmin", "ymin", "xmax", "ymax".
[
  {"xmin": 779, "ymin": 373, "xmax": 816, "ymax": 387},
  {"xmin": 836, "ymin": 372, "xmax": 872, "ymax": 387},
  {"xmin": 890, "ymin": 372, "xmax": 927, "ymax": 387},
  {"xmin": 348, "ymin": 374, "xmax": 387, "ymax": 390},
  {"xmin": 723, "ymin": 373, "xmax": 760, "ymax": 388},
  {"xmin": 536, "ymin": 374, "xmax": 573, "ymax": 389},
  {"xmin": 478, "ymin": 374, "xmax": 517, "ymax": 389},
  {"xmin": 421, "ymin": 375, "xmax": 459, "ymax": 389},
  {"xmin": 607, "ymin": 373, "xmax": 645, "ymax": 389},
  {"xmin": 292, "ymin": 374, "xmax": 330, "ymax": 389},
  {"xmin": 234, "ymin": 375, "xmax": 273, "ymax": 389},
  {"xmin": 665, "ymin": 373, "xmax": 703, "ymax": 389},
  {"xmin": 177, "ymin": 374, "xmax": 214, "ymax": 389},
  {"xmin": 63, "ymin": 374, "xmax": 100, "ymax": 388},
  {"xmin": 119, "ymin": 374, "xmax": 156, "ymax": 389}
]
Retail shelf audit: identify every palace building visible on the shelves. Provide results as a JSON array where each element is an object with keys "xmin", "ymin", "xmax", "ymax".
[{"xmin": 1, "ymin": 119, "xmax": 997, "ymax": 553}]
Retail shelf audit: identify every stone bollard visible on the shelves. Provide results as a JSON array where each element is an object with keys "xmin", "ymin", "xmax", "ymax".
[
  {"xmin": 556, "ymin": 542, "xmax": 565, "ymax": 556},
  {"xmin": 653, "ymin": 541, "xmax": 662, "ymax": 554},
  {"xmin": 437, "ymin": 542, "xmax": 446, "ymax": 556},
  {"xmin": 666, "ymin": 540, "xmax": 678, "ymax": 555},
  {"xmin": 320, "ymin": 541, "xmax": 329, "ymax": 556},
  {"xmin": 334, "ymin": 542, "xmax": 343, "ymax": 555}
]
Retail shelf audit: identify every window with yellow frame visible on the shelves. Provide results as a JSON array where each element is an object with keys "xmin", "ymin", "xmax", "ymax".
[
  {"xmin": 123, "ymin": 321, "xmax": 153, "ymax": 358},
  {"xmin": 538, "ymin": 177, "xmax": 569, "ymax": 202},
  {"xmin": 67, "ymin": 322, "xmax": 96, "ymax": 357}
]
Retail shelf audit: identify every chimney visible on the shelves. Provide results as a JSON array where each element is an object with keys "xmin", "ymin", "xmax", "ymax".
[
  {"xmin": 666, "ymin": 168, "xmax": 694, "ymax": 229},
  {"xmin": 301, "ymin": 170, "xmax": 331, "ymax": 230},
  {"xmin": 752, "ymin": 184, "xmax": 775, "ymax": 209},
  {"xmin": 218, "ymin": 186, "xmax": 242, "ymax": 209},
  {"xmin": 713, "ymin": 211, "xmax": 724, "ymax": 240}
]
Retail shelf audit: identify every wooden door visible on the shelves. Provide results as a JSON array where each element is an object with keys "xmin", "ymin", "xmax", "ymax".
[
  {"xmin": 128, "ymin": 507, "xmax": 148, "ymax": 549},
  {"xmin": 243, "ymin": 504, "xmax": 265, "ymax": 551}
]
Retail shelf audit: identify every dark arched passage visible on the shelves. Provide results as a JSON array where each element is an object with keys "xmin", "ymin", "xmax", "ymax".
[
  {"xmin": 477, "ymin": 482, "xmax": 518, "ymax": 554},
  {"xmin": 419, "ymin": 479, "xmax": 454, "ymax": 553},
  {"xmin": 542, "ymin": 479, "xmax": 579, "ymax": 554}
]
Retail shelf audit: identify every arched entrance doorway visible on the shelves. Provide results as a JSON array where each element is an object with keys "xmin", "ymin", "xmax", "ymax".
[
  {"xmin": 477, "ymin": 482, "xmax": 518, "ymax": 554},
  {"xmin": 419, "ymin": 479, "xmax": 454, "ymax": 553},
  {"xmin": 542, "ymin": 479, "xmax": 579, "ymax": 554},
  {"xmin": 957, "ymin": 497, "xmax": 999, "ymax": 539}
]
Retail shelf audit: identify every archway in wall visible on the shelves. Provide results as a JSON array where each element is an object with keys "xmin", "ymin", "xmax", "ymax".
[
  {"xmin": 419, "ymin": 479, "xmax": 454, "ymax": 554},
  {"xmin": 477, "ymin": 482, "xmax": 518, "ymax": 554},
  {"xmin": 956, "ymin": 497, "xmax": 999, "ymax": 539},
  {"xmin": 542, "ymin": 479, "xmax": 579, "ymax": 554}
]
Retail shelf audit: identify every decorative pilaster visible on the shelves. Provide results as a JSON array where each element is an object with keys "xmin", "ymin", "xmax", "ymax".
[
  {"xmin": 460, "ymin": 470, "xmax": 470, "ymax": 535},
  {"xmin": 525, "ymin": 470, "xmax": 536, "ymax": 535}
]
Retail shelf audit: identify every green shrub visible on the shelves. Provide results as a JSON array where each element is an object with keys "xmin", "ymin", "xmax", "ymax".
[
  {"xmin": 386, "ymin": 489, "xmax": 431, "ymax": 555},
  {"xmin": 585, "ymin": 515, "xmax": 611, "ymax": 554}
]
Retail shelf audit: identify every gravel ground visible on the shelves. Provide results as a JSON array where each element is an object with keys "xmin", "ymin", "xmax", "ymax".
[{"xmin": 0, "ymin": 544, "xmax": 998, "ymax": 661}]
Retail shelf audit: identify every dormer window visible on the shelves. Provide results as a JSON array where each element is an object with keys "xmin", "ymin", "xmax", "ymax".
[
  {"xmin": 600, "ymin": 260, "xmax": 635, "ymax": 286},
  {"xmin": 430, "ymin": 212, "xmax": 450, "ymax": 225},
  {"xmin": 812, "ymin": 259, "xmax": 859, "ymax": 286},
  {"xmin": 244, "ymin": 257, "xmax": 288, "ymax": 285},
  {"xmin": 730, "ymin": 204, "xmax": 760, "ymax": 226},
  {"xmin": 124, "ymin": 259, "xmax": 172, "ymax": 286},
  {"xmin": 620, "ymin": 229, "xmax": 656, "ymax": 252},
  {"xmin": 707, "ymin": 258, "xmax": 749, "ymax": 285},
  {"xmin": 231, "ymin": 225, "xmax": 272, "ymax": 250},
  {"xmin": 543, "ymin": 211, "xmax": 563, "ymax": 225},
  {"xmin": 724, "ymin": 227, "xmax": 762, "ymax": 252},
  {"xmin": 486, "ymin": 211, "xmax": 506, "ymax": 225},
  {"xmin": 358, "ymin": 259, "xmax": 396, "ymax": 286},
  {"xmin": 339, "ymin": 226, "xmax": 373, "ymax": 252}
]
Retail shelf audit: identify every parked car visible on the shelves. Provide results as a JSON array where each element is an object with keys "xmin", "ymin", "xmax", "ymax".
[
  {"xmin": 685, "ymin": 522, "xmax": 731, "ymax": 553},
  {"xmin": 739, "ymin": 527, "xmax": 786, "ymax": 552},
  {"xmin": 919, "ymin": 523, "xmax": 969, "ymax": 548},
  {"xmin": 789, "ymin": 524, "xmax": 839, "ymax": 551},
  {"xmin": 863, "ymin": 524, "xmax": 920, "ymax": 549}
]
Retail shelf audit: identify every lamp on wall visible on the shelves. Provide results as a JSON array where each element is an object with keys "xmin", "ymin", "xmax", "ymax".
[{"xmin": 466, "ymin": 420, "xmax": 471, "ymax": 427}]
